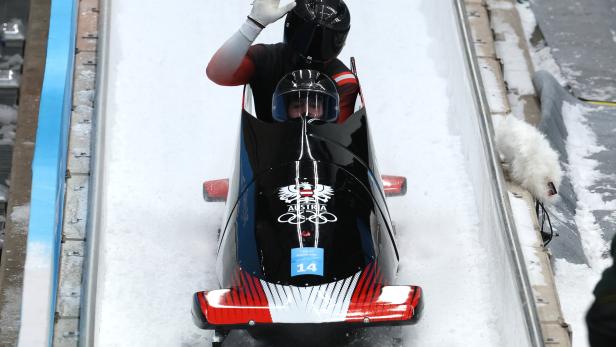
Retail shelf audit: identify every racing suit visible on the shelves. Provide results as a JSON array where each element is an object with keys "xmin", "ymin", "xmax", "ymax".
[{"xmin": 207, "ymin": 19, "xmax": 359, "ymax": 123}]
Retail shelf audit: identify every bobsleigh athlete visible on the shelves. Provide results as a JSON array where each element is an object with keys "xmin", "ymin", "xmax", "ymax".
[
  {"xmin": 273, "ymin": 69, "xmax": 340, "ymax": 122},
  {"xmin": 206, "ymin": 0, "xmax": 359, "ymax": 123},
  {"xmin": 195, "ymin": 5, "xmax": 425, "ymax": 342}
]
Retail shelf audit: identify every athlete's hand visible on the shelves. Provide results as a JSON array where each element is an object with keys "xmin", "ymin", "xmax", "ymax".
[{"xmin": 249, "ymin": 0, "xmax": 297, "ymax": 28}]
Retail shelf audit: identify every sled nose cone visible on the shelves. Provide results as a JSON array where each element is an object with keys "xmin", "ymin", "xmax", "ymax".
[{"xmin": 346, "ymin": 285, "xmax": 423, "ymax": 325}]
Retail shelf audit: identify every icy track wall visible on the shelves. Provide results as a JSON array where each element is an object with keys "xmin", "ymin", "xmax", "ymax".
[
  {"xmin": 425, "ymin": 1, "xmax": 543, "ymax": 346},
  {"xmin": 17, "ymin": 0, "xmax": 78, "ymax": 346}
]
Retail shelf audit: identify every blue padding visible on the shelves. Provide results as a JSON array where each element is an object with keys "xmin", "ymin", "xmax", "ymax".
[{"xmin": 22, "ymin": 0, "xmax": 78, "ymax": 345}]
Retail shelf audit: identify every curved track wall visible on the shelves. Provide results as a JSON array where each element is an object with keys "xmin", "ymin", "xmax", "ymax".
[
  {"xmin": 454, "ymin": 1, "xmax": 542, "ymax": 345},
  {"xmin": 425, "ymin": 1, "xmax": 543, "ymax": 346},
  {"xmin": 18, "ymin": 0, "xmax": 78, "ymax": 345}
]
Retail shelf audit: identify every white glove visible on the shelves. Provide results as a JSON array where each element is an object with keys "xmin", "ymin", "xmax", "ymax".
[{"xmin": 249, "ymin": 0, "xmax": 297, "ymax": 28}]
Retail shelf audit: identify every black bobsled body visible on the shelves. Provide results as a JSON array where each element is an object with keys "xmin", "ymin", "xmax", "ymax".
[
  {"xmin": 193, "ymin": 83, "xmax": 422, "ymax": 346},
  {"xmin": 216, "ymin": 108, "xmax": 399, "ymax": 288}
]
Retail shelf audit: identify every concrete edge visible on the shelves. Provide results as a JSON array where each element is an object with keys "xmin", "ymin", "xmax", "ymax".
[
  {"xmin": 53, "ymin": 0, "xmax": 100, "ymax": 345},
  {"xmin": 78, "ymin": 0, "xmax": 111, "ymax": 344},
  {"xmin": 467, "ymin": 0, "xmax": 572, "ymax": 345}
]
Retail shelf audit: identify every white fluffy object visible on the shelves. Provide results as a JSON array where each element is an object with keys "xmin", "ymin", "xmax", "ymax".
[{"xmin": 493, "ymin": 115, "xmax": 563, "ymax": 203}]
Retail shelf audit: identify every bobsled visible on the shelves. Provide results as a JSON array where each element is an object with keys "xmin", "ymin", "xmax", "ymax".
[{"xmin": 193, "ymin": 69, "xmax": 422, "ymax": 346}]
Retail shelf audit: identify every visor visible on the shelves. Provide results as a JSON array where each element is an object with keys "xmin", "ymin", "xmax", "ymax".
[{"xmin": 273, "ymin": 90, "xmax": 339, "ymax": 122}]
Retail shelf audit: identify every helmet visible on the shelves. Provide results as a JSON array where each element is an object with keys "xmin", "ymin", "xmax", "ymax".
[
  {"xmin": 272, "ymin": 69, "xmax": 340, "ymax": 122},
  {"xmin": 284, "ymin": 0, "xmax": 351, "ymax": 64}
]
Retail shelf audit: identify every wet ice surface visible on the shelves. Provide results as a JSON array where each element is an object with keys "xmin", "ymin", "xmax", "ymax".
[
  {"xmin": 531, "ymin": 0, "xmax": 616, "ymax": 101},
  {"xmin": 96, "ymin": 0, "xmax": 501, "ymax": 345},
  {"xmin": 221, "ymin": 326, "xmax": 408, "ymax": 347}
]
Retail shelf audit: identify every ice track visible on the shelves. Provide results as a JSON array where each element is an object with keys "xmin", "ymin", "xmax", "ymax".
[{"xmin": 82, "ymin": 0, "xmax": 540, "ymax": 346}]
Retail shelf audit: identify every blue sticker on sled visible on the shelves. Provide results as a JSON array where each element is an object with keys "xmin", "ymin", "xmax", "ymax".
[{"xmin": 291, "ymin": 248, "xmax": 324, "ymax": 277}]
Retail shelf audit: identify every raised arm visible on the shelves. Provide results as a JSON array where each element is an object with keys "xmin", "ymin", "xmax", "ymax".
[{"xmin": 206, "ymin": 0, "xmax": 296, "ymax": 86}]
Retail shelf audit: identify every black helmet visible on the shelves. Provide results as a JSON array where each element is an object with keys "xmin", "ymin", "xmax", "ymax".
[
  {"xmin": 284, "ymin": 0, "xmax": 351, "ymax": 64},
  {"xmin": 272, "ymin": 69, "xmax": 340, "ymax": 122}
]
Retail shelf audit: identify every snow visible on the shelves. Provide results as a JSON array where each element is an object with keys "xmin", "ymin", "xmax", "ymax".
[
  {"xmin": 553, "ymin": 259, "xmax": 600, "ymax": 347},
  {"xmin": 489, "ymin": 5, "xmax": 536, "ymax": 120},
  {"xmin": 515, "ymin": 2, "xmax": 567, "ymax": 85},
  {"xmin": 562, "ymin": 102, "xmax": 612, "ymax": 271},
  {"xmin": 17, "ymin": 242, "xmax": 52, "ymax": 347},
  {"xmin": 509, "ymin": 192, "xmax": 546, "ymax": 286},
  {"xmin": 487, "ymin": 1, "xmax": 514, "ymax": 10},
  {"xmin": 478, "ymin": 60, "xmax": 510, "ymax": 114},
  {"xmin": 563, "ymin": 64, "xmax": 613, "ymax": 347},
  {"xmin": 92, "ymin": 0, "xmax": 525, "ymax": 345},
  {"xmin": 490, "ymin": 18, "xmax": 535, "ymax": 96}
]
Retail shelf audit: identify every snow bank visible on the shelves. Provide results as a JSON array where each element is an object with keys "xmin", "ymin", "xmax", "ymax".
[
  {"xmin": 562, "ymin": 102, "xmax": 611, "ymax": 270},
  {"xmin": 509, "ymin": 191, "xmax": 546, "ymax": 287},
  {"xmin": 554, "ymin": 259, "xmax": 600, "ymax": 347}
]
